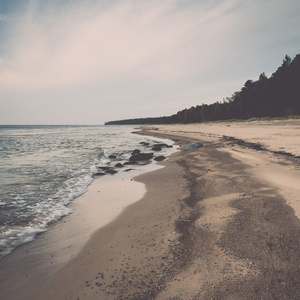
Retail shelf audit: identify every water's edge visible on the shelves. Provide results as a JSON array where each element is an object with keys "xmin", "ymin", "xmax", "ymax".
[{"xmin": 0, "ymin": 129, "xmax": 178, "ymax": 300}]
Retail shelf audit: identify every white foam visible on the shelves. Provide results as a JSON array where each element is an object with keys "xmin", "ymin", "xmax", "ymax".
[{"xmin": 0, "ymin": 226, "xmax": 46, "ymax": 259}]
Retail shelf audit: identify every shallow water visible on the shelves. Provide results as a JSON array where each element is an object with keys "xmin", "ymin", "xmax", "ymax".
[{"xmin": 0, "ymin": 125, "xmax": 175, "ymax": 259}]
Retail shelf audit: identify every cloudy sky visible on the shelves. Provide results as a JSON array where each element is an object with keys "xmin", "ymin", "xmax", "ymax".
[{"xmin": 0, "ymin": 0, "xmax": 299, "ymax": 125}]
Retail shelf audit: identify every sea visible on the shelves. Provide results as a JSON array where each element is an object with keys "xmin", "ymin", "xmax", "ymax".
[{"xmin": 0, "ymin": 125, "xmax": 176, "ymax": 261}]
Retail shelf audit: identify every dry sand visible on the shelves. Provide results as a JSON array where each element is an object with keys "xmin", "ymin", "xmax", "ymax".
[{"xmin": 15, "ymin": 120, "xmax": 300, "ymax": 299}]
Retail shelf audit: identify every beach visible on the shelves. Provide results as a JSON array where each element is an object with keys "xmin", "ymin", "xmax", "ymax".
[{"xmin": 3, "ymin": 120, "xmax": 300, "ymax": 299}]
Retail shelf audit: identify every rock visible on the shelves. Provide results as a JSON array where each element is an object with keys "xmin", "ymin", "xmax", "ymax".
[
  {"xmin": 115, "ymin": 163, "xmax": 124, "ymax": 168},
  {"xmin": 97, "ymin": 166, "xmax": 110, "ymax": 171},
  {"xmin": 152, "ymin": 143, "xmax": 172, "ymax": 148},
  {"xmin": 139, "ymin": 142, "xmax": 150, "ymax": 146},
  {"xmin": 108, "ymin": 154, "xmax": 117, "ymax": 159},
  {"xmin": 182, "ymin": 142, "xmax": 203, "ymax": 150},
  {"xmin": 93, "ymin": 172, "xmax": 106, "ymax": 176},
  {"xmin": 124, "ymin": 169, "xmax": 134, "ymax": 172},
  {"xmin": 152, "ymin": 143, "xmax": 168, "ymax": 148},
  {"xmin": 105, "ymin": 169, "xmax": 117, "ymax": 175},
  {"xmin": 124, "ymin": 161, "xmax": 138, "ymax": 165},
  {"xmin": 151, "ymin": 146, "xmax": 162, "ymax": 151},
  {"xmin": 154, "ymin": 156, "xmax": 166, "ymax": 162},
  {"xmin": 131, "ymin": 149, "xmax": 141, "ymax": 155},
  {"xmin": 129, "ymin": 153, "xmax": 154, "ymax": 162}
]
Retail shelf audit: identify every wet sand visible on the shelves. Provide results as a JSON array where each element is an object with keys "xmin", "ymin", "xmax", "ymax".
[
  {"xmin": 0, "ymin": 174, "xmax": 147, "ymax": 300},
  {"xmin": 31, "ymin": 119, "xmax": 300, "ymax": 299}
]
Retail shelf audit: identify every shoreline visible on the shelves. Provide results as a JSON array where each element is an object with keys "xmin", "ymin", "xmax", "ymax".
[
  {"xmin": 0, "ymin": 174, "xmax": 147, "ymax": 300},
  {"xmin": 34, "ymin": 148, "xmax": 188, "ymax": 299},
  {"xmin": 0, "ymin": 130, "xmax": 176, "ymax": 300},
  {"xmin": 3, "ymin": 120, "xmax": 300, "ymax": 299},
  {"xmin": 0, "ymin": 157, "xmax": 172, "ymax": 300}
]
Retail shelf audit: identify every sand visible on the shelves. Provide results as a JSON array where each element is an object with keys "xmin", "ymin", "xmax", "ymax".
[
  {"xmin": 145, "ymin": 119, "xmax": 300, "ymax": 155},
  {"xmin": 3, "ymin": 119, "xmax": 300, "ymax": 299},
  {"xmin": 0, "ymin": 173, "xmax": 148, "ymax": 300}
]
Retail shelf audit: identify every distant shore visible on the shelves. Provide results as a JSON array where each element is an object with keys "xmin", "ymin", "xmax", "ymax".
[{"xmin": 5, "ymin": 119, "xmax": 300, "ymax": 299}]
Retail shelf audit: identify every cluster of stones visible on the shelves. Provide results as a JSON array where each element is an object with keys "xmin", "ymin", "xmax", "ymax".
[{"xmin": 93, "ymin": 142, "xmax": 172, "ymax": 177}]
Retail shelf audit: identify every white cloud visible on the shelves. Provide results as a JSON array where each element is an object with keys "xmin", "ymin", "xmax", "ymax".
[{"xmin": 0, "ymin": 0, "xmax": 242, "ymax": 90}]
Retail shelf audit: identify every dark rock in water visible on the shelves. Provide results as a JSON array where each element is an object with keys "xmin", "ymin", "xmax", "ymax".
[
  {"xmin": 97, "ymin": 166, "xmax": 110, "ymax": 171},
  {"xmin": 139, "ymin": 142, "xmax": 150, "ymax": 146},
  {"xmin": 182, "ymin": 142, "xmax": 203, "ymax": 150},
  {"xmin": 129, "ymin": 153, "xmax": 154, "ymax": 162},
  {"xmin": 124, "ymin": 168, "xmax": 134, "ymax": 172},
  {"xmin": 131, "ymin": 149, "xmax": 141, "ymax": 155},
  {"xmin": 124, "ymin": 161, "xmax": 138, "ymax": 165},
  {"xmin": 108, "ymin": 154, "xmax": 117, "ymax": 159},
  {"xmin": 153, "ymin": 143, "xmax": 168, "ymax": 148},
  {"xmin": 154, "ymin": 155, "xmax": 166, "ymax": 162},
  {"xmin": 105, "ymin": 169, "xmax": 117, "ymax": 175},
  {"xmin": 151, "ymin": 146, "xmax": 162, "ymax": 151},
  {"xmin": 115, "ymin": 163, "xmax": 124, "ymax": 168},
  {"xmin": 152, "ymin": 143, "xmax": 173, "ymax": 148},
  {"xmin": 93, "ymin": 172, "xmax": 106, "ymax": 176}
]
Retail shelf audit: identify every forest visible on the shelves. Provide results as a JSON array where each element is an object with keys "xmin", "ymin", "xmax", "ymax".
[{"xmin": 105, "ymin": 54, "xmax": 300, "ymax": 125}]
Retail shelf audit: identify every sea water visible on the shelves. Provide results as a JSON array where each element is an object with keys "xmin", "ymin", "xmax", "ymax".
[{"xmin": 0, "ymin": 125, "xmax": 175, "ymax": 260}]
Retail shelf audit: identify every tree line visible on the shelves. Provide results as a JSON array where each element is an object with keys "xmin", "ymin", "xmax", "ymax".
[{"xmin": 105, "ymin": 54, "xmax": 300, "ymax": 125}]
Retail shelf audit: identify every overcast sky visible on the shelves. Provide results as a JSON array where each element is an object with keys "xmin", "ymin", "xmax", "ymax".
[{"xmin": 0, "ymin": 0, "xmax": 299, "ymax": 125}]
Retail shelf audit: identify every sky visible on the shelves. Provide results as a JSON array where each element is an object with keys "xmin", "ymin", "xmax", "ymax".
[{"xmin": 0, "ymin": 0, "xmax": 299, "ymax": 125}]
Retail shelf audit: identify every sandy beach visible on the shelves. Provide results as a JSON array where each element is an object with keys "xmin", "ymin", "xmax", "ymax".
[{"xmin": 3, "ymin": 119, "xmax": 300, "ymax": 299}]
